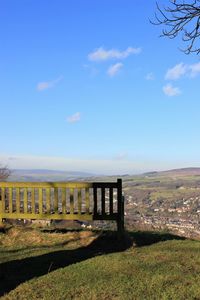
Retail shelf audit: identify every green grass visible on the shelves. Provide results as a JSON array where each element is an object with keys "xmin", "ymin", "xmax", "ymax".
[{"xmin": 1, "ymin": 227, "xmax": 200, "ymax": 300}]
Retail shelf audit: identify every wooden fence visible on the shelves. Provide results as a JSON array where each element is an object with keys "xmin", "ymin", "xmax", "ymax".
[{"xmin": 0, "ymin": 179, "xmax": 124, "ymax": 233}]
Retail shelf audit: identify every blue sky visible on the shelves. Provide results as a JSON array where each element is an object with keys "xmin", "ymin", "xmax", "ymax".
[{"xmin": 1, "ymin": 0, "xmax": 200, "ymax": 174}]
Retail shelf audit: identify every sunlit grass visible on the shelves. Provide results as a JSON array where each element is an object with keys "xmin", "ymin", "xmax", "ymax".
[
  {"xmin": 3, "ymin": 239, "xmax": 200, "ymax": 300},
  {"xmin": 1, "ymin": 227, "xmax": 200, "ymax": 300}
]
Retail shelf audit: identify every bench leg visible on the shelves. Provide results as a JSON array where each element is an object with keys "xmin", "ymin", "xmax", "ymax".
[
  {"xmin": 117, "ymin": 187, "xmax": 125, "ymax": 236},
  {"xmin": 0, "ymin": 197, "xmax": 4, "ymax": 227},
  {"xmin": 117, "ymin": 218, "xmax": 124, "ymax": 236}
]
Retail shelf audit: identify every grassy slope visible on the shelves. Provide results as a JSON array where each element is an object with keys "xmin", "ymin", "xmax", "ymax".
[{"xmin": 1, "ymin": 228, "xmax": 200, "ymax": 300}]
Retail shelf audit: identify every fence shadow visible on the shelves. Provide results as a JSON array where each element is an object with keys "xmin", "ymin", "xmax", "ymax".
[{"xmin": 0, "ymin": 230, "xmax": 186, "ymax": 297}]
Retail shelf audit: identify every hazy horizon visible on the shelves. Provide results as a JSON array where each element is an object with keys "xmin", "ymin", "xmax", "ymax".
[
  {"xmin": 3, "ymin": 153, "xmax": 200, "ymax": 176},
  {"xmin": 9, "ymin": 166, "xmax": 200, "ymax": 177}
]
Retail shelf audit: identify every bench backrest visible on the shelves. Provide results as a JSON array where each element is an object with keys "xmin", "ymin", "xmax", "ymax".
[{"xmin": 0, "ymin": 179, "xmax": 124, "ymax": 232}]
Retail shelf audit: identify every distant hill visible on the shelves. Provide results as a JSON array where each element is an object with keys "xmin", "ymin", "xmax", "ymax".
[
  {"xmin": 159, "ymin": 167, "xmax": 200, "ymax": 176},
  {"xmin": 8, "ymin": 169, "xmax": 95, "ymax": 182},
  {"xmin": 142, "ymin": 168, "xmax": 200, "ymax": 178},
  {"xmin": 6, "ymin": 167, "xmax": 200, "ymax": 182}
]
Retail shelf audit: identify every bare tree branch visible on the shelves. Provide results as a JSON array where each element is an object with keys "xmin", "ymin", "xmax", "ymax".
[
  {"xmin": 0, "ymin": 165, "xmax": 11, "ymax": 181},
  {"xmin": 151, "ymin": 0, "xmax": 200, "ymax": 54}
]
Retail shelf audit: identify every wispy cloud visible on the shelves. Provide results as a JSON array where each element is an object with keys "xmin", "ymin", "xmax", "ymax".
[
  {"xmin": 107, "ymin": 63, "xmax": 123, "ymax": 77},
  {"xmin": 37, "ymin": 76, "xmax": 63, "ymax": 91},
  {"xmin": 114, "ymin": 152, "xmax": 128, "ymax": 160},
  {"xmin": 67, "ymin": 112, "xmax": 81, "ymax": 123},
  {"xmin": 145, "ymin": 72, "xmax": 155, "ymax": 80},
  {"xmin": 82, "ymin": 64, "xmax": 99, "ymax": 77},
  {"xmin": 165, "ymin": 63, "xmax": 187, "ymax": 80},
  {"xmin": 188, "ymin": 62, "xmax": 200, "ymax": 77},
  {"xmin": 88, "ymin": 46, "xmax": 141, "ymax": 62},
  {"xmin": 163, "ymin": 83, "xmax": 181, "ymax": 96},
  {"xmin": 165, "ymin": 62, "xmax": 200, "ymax": 80}
]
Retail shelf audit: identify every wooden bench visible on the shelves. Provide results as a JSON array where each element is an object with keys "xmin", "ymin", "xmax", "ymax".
[{"xmin": 0, "ymin": 179, "xmax": 124, "ymax": 233}]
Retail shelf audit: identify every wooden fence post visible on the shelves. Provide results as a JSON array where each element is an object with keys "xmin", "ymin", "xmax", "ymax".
[{"xmin": 117, "ymin": 179, "xmax": 124, "ymax": 235}]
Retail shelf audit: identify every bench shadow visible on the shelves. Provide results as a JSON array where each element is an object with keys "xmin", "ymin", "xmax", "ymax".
[
  {"xmin": 129, "ymin": 230, "xmax": 186, "ymax": 247},
  {"xmin": 0, "ymin": 230, "xmax": 186, "ymax": 297}
]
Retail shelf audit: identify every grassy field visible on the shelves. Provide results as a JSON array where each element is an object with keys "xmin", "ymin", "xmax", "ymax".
[{"xmin": 1, "ymin": 226, "xmax": 200, "ymax": 300}]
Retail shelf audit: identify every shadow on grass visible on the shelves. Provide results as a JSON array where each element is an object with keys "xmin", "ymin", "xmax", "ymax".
[
  {"xmin": 0, "ymin": 230, "xmax": 186, "ymax": 297},
  {"xmin": 129, "ymin": 230, "xmax": 186, "ymax": 247}
]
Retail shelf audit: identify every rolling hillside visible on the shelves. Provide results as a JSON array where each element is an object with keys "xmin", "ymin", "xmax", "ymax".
[{"xmin": 1, "ymin": 227, "xmax": 200, "ymax": 300}]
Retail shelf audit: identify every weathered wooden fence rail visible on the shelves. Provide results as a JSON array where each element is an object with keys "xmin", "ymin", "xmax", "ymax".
[{"xmin": 0, "ymin": 179, "xmax": 124, "ymax": 232}]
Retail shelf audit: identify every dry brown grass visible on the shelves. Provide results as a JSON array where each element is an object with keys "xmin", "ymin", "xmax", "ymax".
[{"xmin": 0, "ymin": 226, "xmax": 98, "ymax": 250}]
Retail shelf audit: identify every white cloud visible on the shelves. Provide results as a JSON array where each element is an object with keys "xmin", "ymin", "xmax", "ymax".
[
  {"xmin": 165, "ymin": 62, "xmax": 200, "ymax": 80},
  {"xmin": 37, "ymin": 82, "xmax": 51, "ymax": 91},
  {"xmin": 114, "ymin": 152, "xmax": 128, "ymax": 160},
  {"xmin": 88, "ymin": 46, "xmax": 141, "ymax": 61},
  {"xmin": 37, "ymin": 76, "xmax": 63, "ymax": 91},
  {"xmin": 188, "ymin": 62, "xmax": 200, "ymax": 77},
  {"xmin": 67, "ymin": 112, "xmax": 81, "ymax": 123},
  {"xmin": 107, "ymin": 63, "xmax": 123, "ymax": 77},
  {"xmin": 163, "ymin": 83, "xmax": 181, "ymax": 96},
  {"xmin": 165, "ymin": 63, "xmax": 187, "ymax": 80},
  {"xmin": 145, "ymin": 72, "xmax": 154, "ymax": 80}
]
